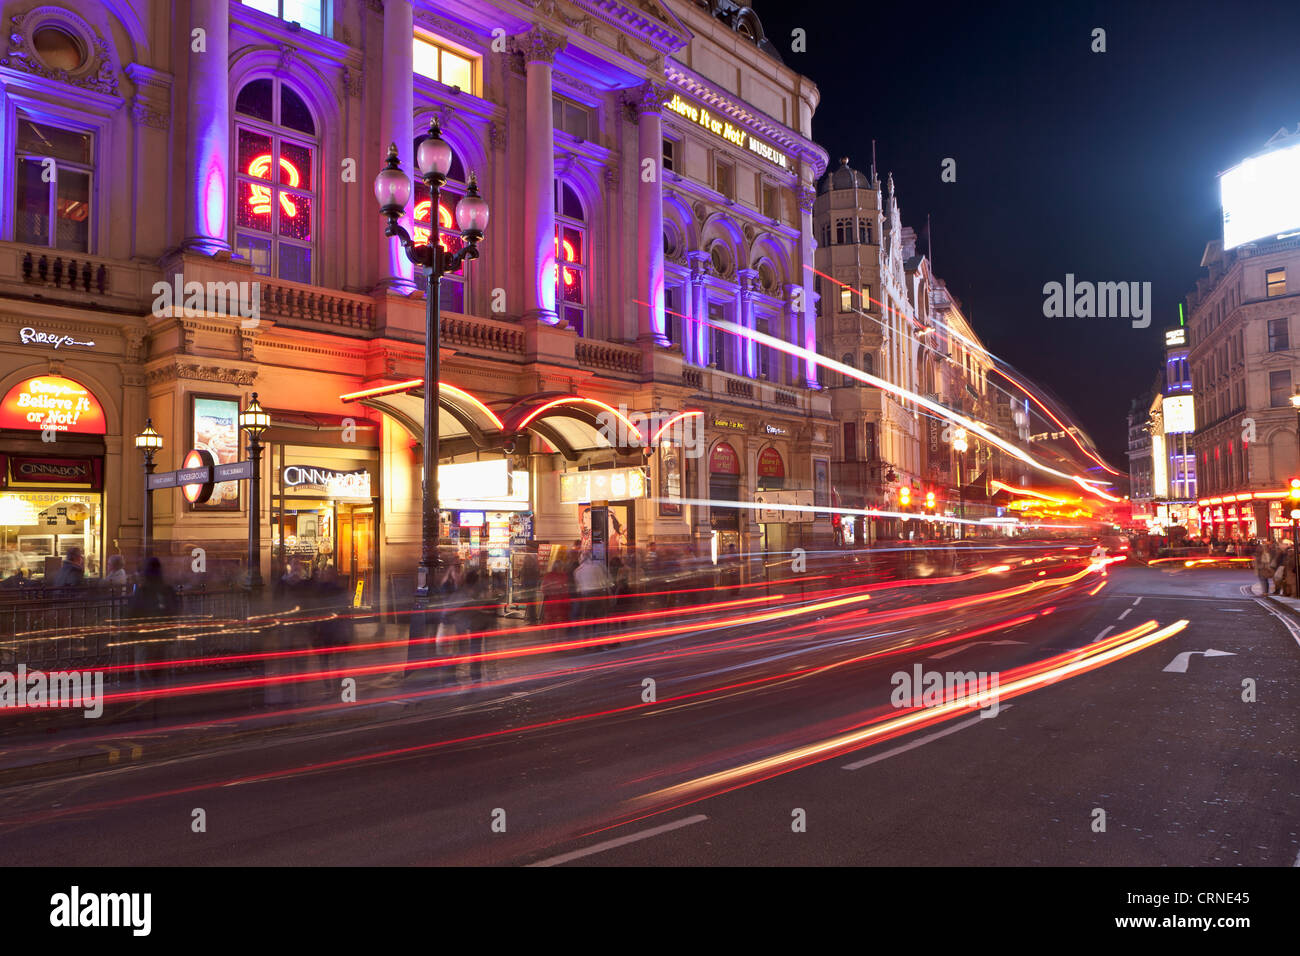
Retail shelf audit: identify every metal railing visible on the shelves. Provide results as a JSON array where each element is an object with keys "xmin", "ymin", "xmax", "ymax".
[{"xmin": 0, "ymin": 585, "xmax": 252, "ymax": 678}]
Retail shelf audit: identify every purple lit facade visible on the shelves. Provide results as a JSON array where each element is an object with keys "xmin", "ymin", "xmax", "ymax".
[{"xmin": 0, "ymin": 0, "xmax": 836, "ymax": 595}]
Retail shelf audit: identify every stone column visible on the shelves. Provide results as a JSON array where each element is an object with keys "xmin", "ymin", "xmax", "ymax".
[
  {"xmin": 631, "ymin": 81, "xmax": 670, "ymax": 345},
  {"xmin": 377, "ymin": 0, "xmax": 416, "ymax": 292},
  {"xmin": 689, "ymin": 251, "xmax": 708, "ymax": 366},
  {"xmin": 181, "ymin": 0, "xmax": 231, "ymax": 255},
  {"xmin": 796, "ymin": 183, "xmax": 819, "ymax": 387},
  {"xmin": 517, "ymin": 27, "xmax": 566, "ymax": 325},
  {"xmin": 738, "ymin": 268, "xmax": 757, "ymax": 377},
  {"xmin": 784, "ymin": 282, "xmax": 803, "ymax": 386}
]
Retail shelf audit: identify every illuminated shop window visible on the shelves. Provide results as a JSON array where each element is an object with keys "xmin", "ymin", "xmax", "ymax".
[
  {"xmin": 234, "ymin": 78, "xmax": 316, "ymax": 284},
  {"xmin": 555, "ymin": 180, "xmax": 586, "ymax": 335},
  {"xmin": 414, "ymin": 32, "xmax": 476, "ymax": 94},
  {"xmin": 412, "ymin": 134, "xmax": 467, "ymax": 312},
  {"xmin": 242, "ymin": 0, "xmax": 324, "ymax": 35},
  {"xmin": 13, "ymin": 111, "xmax": 92, "ymax": 252}
]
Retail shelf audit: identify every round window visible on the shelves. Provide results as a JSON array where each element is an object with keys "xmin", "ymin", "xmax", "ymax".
[
  {"xmin": 709, "ymin": 243, "xmax": 731, "ymax": 276},
  {"xmin": 33, "ymin": 26, "xmax": 85, "ymax": 72}
]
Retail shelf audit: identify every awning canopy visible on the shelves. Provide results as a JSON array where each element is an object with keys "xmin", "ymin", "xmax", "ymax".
[{"xmin": 339, "ymin": 382, "xmax": 644, "ymax": 461}]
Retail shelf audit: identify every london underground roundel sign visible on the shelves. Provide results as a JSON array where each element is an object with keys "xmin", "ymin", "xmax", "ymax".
[
  {"xmin": 181, "ymin": 449, "xmax": 216, "ymax": 505},
  {"xmin": 0, "ymin": 376, "xmax": 106, "ymax": 434}
]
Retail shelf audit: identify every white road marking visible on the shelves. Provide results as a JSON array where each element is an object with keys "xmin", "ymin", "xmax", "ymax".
[
  {"xmin": 1163, "ymin": 649, "xmax": 1237, "ymax": 673},
  {"xmin": 842, "ymin": 705, "xmax": 1013, "ymax": 771},
  {"xmin": 927, "ymin": 640, "xmax": 1024, "ymax": 660},
  {"xmin": 1092, "ymin": 626, "xmax": 1115, "ymax": 643},
  {"xmin": 1116, "ymin": 608, "xmax": 1132, "ymax": 620},
  {"xmin": 1256, "ymin": 599, "xmax": 1300, "ymax": 649},
  {"xmin": 527, "ymin": 814, "xmax": 709, "ymax": 867},
  {"xmin": 1132, "ymin": 597, "xmax": 1142, "ymax": 606}
]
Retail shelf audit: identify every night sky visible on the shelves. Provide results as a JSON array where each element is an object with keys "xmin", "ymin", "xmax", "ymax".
[{"xmin": 758, "ymin": 0, "xmax": 1300, "ymax": 467}]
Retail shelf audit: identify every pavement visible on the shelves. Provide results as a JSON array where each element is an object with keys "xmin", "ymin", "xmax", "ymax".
[{"xmin": 0, "ymin": 563, "xmax": 1294, "ymax": 866}]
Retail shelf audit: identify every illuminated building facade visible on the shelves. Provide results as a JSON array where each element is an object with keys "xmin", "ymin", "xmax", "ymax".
[
  {"xmin": 812, "ymin": 162, "xmax": 1001, "ymax": 542},
  {"xmin": 0, "ymin": 0, "xmax": 832, "ymax": 594},
  {"xmin": 1188, "ymin": 134, "xmax": 1300, "ymax": 542}
]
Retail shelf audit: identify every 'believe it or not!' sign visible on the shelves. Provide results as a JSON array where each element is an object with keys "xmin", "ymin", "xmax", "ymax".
[{"xmin": 0, "ymin": 376, "xmax": 106, "ymax": 434}]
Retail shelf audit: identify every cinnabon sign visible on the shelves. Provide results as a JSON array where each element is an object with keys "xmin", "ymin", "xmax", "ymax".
[{"xmin": 8, "ymin": 455, "xmax": 101, "ymax": 488}]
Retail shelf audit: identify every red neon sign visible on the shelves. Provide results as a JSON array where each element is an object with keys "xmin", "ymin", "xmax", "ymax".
[
  {"xmin": 246, "ymin": 154, "xmax": 301, "ymax": 218},
  {"xmin": 554, "ymin": 236, "xmax": 577, "ymax": 286},
  {"xmin": 413, "ymin": 199, "xmax": 456, "ymax": 251}
]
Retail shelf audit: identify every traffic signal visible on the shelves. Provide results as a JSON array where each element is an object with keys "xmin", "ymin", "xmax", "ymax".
[
  {"xmin": 1290, "ymin": 478, "xmax": 1300, "ymax": 501},
  {"xmin": 925, "ymin": 490, "xmax": 936, "ymax": 510},
  {"xmin": 899, "ymin": 486, "xmax": 911, "ymax": 507}
]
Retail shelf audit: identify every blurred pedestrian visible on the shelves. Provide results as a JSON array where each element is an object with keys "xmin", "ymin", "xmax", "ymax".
[
  {"xmin": 574, "ymin": 549, "xmax": 612, "ymax": 640},
  {"xmin": 51, "ymin": 546, "xmax": 85, "ymax": 588},
  {"xmin": 541, "ymin": 546, "xmax": 573, "ymax": 626},
  {"xmin": 104, "ymin": 554, "xmax": 128, "ymax": 588},
  {"xmin": 1255, "ymin": 540, "xmax": 1277, "ymax": 595},
  {"xmin": 309, "ymin": 564, "xmax": 352, "ymax": 687},
  {"xmin": 126, "ymin": 557, "xmax": 180, "ymax": 680}
]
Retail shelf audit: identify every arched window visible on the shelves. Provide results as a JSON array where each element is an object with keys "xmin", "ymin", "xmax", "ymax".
[
  {"xmin": 234, "ymin": 78, "xmax": 317, "ymax": 283},
  {"xmin": 555, "ymin": 180, "xmax": 586, "ymax": 335},
  {"xmin": 412, "ymin": 132, "xmax": 468, "ymax": 311},
  {"xmin": 862, "ymin": 352, "xmax": 874, "ymax": 376},
  {"xmin": 841, "ymin": 352, "xmax": 855, "ymax": 387},
  {"xmin": 859, "ymin": 220, "xmax": 872, "ymax": 244},
  {"xmin": 835, "ymin": 218, "xmax": 852, "ymax": 244}
]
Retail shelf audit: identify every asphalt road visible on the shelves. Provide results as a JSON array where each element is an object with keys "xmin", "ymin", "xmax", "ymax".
[{"xmin": 1, "ymin": 565, "xmax": 1295, "ymax": 866}]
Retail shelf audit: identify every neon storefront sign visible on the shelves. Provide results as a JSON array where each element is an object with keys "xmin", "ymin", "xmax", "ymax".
[
  {"xmin": 0, "ymin": 376, "xmax": 106, "ymax": 434},
  {"xmin": 245, "ymin": 154, "xmax": 301, "ymax": 218}
]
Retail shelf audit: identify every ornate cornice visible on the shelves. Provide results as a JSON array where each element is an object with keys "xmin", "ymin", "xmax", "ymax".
[
  {"xmin": 146, "ymin": 362, "xmax": 258, "ymax": 387},
  {"xmin": 663, "ymin": 62, "xmax": 829, "ymax": 180}
]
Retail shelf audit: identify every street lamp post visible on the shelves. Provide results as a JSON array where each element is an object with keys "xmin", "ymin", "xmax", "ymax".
[
  {"xmin": 239, "ymin": 393, "xmax": 271, "ymax": 591},
  {"xmin": 374, "ymin": 122, "xmax": 489, "ymax": 604},
  {"xmin": 134, "ymin": 419, "xmax": 163, "ymax": 562},
  {"xmin": 953, "ymin": 429, "xmax": 968, "ymax": 541}
]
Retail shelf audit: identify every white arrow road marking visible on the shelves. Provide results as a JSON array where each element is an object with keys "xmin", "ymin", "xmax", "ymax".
[
  {"xmin": 927, "ymin": 640, "xmax": 1025, "ymax": 660},
  {"xmin": 1163, "ymin": 649, "xmax": 1237, "ymax": 673}
]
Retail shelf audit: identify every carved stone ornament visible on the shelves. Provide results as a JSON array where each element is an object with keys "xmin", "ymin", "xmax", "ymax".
[
  {"xmin": 124, "ymin": 327, "xmax": 147, "ymax": 363},
  {"xmin": 341, "ymin": 64, "xmax": 363, "ymax": 98},
  {"xmin": 795, "ymin": 185, "xmax": 817, "ymax": 213},
  {"xmin": 629, "ymin": 79, "xmax": 672, "ymax": 116},
  {"xmin": 147, "ymin": 363, "xmax": 258, "ymax": 387},
  {"xmin": 512, "ymin": 27, "xmax": 566, "ymax": 64},
  {"xmin": 488, "ymin": 120, "xmax": 507, "ymax": 151},
  {"xmin": 617, "ymin": 34, "xmax": 661, "ymax": 68},
  {"xmin": 604, "ymin": 163, "xmax": 620, "ymax": 188},
  {"xmin": 132, "ymin": 99, "xmax": 168, "ymax": 130},
  {"xmin": 2, "ymin": 7, "xmax": 119, "ymax": 95}
]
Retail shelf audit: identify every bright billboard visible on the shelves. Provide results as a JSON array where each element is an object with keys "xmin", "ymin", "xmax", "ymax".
[{"xmin": 1220, "ymin": 139, "xmax": 1300, "ymax": 249}]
